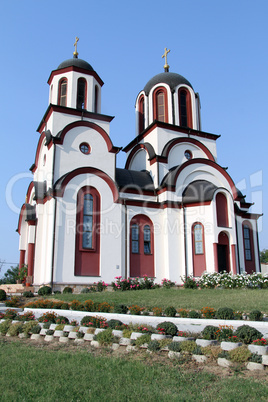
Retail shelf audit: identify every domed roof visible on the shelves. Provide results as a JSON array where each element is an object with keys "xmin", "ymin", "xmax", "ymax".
[
  {"xmin": 143, "ymin": 72, "xmax": 193, "ymax": 95},
  {"xmin": 57, "ymin": 58, "xmax": 94, "ymax": 71}
]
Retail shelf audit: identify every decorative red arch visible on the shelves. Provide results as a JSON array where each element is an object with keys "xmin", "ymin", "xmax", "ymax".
[
  {"xmin": 125, "ymin": 143, "xmax": 156, "ymax": 169},
  {"xmin": 162, "ymin": 137, "xmax": 215, "ymax": 162}
]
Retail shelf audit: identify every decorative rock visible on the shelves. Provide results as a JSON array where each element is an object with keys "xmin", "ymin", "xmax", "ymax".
[
  {"xmin": 30, "ymin": 334, "xmax": 41, "ymax": 341},
  {"xmin": 68, "ymin": 332, "xmax": 78, "ymax": 339},
  {"xmin": 173, "ymin": 336, "xmax": 195, "ymax": 342},
  {"xmin": 94, "ymin": 328, "xmax": 105, "ymax": 335},
  {"xmin": 248, "ymin": 344, "xmax": 268, "ymax": 356},
  {"xmin": 59, "ymin": 337, "xmax": 69, "ymax": 344},
  {"xmin": 192, "ymin": 355, "xmax": 207, "ymax": 363},
  {"xmin": 119, "ymin": 337, "xmax": 131, "ymax": 346},
  {"xmin": 84, "ymin": 333, "xmax": 94, "ymax": 341},
  {"xmin": 63, "ymin": 325, "xmax": 74, "ymax": 332},
  {"xmin": 74, "ymin": 338, "xmax": 84, "ymax": 344},
  {"xmin": 91, "ymin": 340, "xmax": 100, "ymax": 348},
  {"xmin": 44, "ymin": 335, "xmax": 54, "ymax": 342},
  {"xmin": 151, "ymin": 334, "xmax": 169, "ymax": 341},
  {"xmin": 126, "ymin": 345, "xmax": 137, "ymax": 352},
  {"xmin": 168, "ymin": 351, "xmax": 181, "ymax": 359},
  {"xmin": 111, "ymin": 343, "xmax": 120, "ymax": 351},
  {"xmin": 217, "ymin": 358, "xmax": 232, "ymax": 368},
  {"xmin": 246, "ymin": 362, "xmax": 264, "ymax": 371},
  {"xmin": 40, "ymin": 329, "xmax": 47, "ymax": 336},
  {"xmin": 79, "ymin": 326, "xmax": 89, "ymax": 334},
  {"xmin": 112, "ymin": 330, "xmax": 123, "ymax": 338},
  {"xmin": 54, "ymin": 330, "xmax": 64, "ymax": 337},
  {"xmin": 130, "ymin": 332, "xmax": 144, "ymax": 340},
  {"xmin": 49, "ymin": 324, "xmax": 57, "ymax": 330},
  {"xmin": 221, "ymin": 341, "xmax": 242, "ymax": 351},
  {"xmin": 6, "ymin": 333, "xmax": 11, "ymax": 337},
  {"xmin": 262, "ymin": 355, "xmax": 268, "ymax": 365},
  {"xmin": 18, "ymin": 333, "xmax": 27, "ymax": 339},
  {"xmin": 196, "ymin": 339, "xmax": 218, "ymax": 347},
  {"xmin": 12, "ymin": 320, "xmax": 20, "ymax": 324}
]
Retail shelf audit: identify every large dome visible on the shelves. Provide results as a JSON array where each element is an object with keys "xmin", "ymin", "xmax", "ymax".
[
  {"xmin": 57, "ymin": 58, "xmax": 94, "ymax": 71},
  {"xmin": 143, "ymin": 72, "xmax": 193, "ymax": 95}
]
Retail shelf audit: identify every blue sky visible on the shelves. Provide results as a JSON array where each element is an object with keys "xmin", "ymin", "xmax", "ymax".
[{"xmin": 0, "ymin": 0, "xmax": 267, "ymax": 275}]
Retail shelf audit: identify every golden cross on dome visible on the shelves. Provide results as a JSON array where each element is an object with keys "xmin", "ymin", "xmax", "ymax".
[
  {"xmin": 162, "ymin": 47, "xmax": 170, "ymax": 72},
  {"xmin": 73, "ymin": 37, "xmax": 79, "ymax": 58}
]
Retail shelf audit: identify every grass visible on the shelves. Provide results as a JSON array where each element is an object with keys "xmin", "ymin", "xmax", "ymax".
[
  {"xmin": 51, "ymin": 288, "xmax": 268, "ymax": 313},
  {"xmin": 0, "ymin": 339, "xmax": 268, "ymax": 401}
]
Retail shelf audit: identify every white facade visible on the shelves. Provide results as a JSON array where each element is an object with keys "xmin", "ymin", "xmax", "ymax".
[{"xmin": 17, "ymin": 54, "xmax": 261, "ymax": 289}]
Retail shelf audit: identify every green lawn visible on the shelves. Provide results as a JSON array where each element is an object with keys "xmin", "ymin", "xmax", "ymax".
[
  {"xmin": 0, "ymin": 339, "xmax": 267, "ymax": 401},
  {"xmin": 51, "ymin": 288, "xmax": 268, "ymax": 313}
]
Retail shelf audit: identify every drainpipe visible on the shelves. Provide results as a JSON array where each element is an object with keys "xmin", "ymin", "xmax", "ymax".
[
  {"xmin": 50, "ymin": 197, "xmax": 57, "ymax": 291},
  {"xmin": 124, "ymin": 200, "xmax": 128, "ymax": 279},
  {"xmin": 235, "ymin": 216, "xmax": 241, "ymax": 274},
  {"xmin": 183, "ymin": 205, "xmax": 188, "ymax": 278}
]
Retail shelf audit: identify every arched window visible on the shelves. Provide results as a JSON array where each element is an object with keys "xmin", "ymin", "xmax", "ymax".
[
  {"xmin": 138, "ymin": 96, "xmax": 145, "ymax": 134},
  {"xmin": 153, "ymin": 87, "xmax": 168, "ymax": 122},
  {"xmin": 75, "ymin": 187, "xmax": 100, "ymax": 276},
  {"xmin": 94, "ymin": 85, "xmax": 98, "ymax": 113},
  {"xmin": 130, "ymin": 215, "xmax": 154, "ymax": 277},
  {"xmin": 242, "ymin": 221, "xmax": 256, "ymax": 274},
  {"xmin": 216, "ymin": 193, "xmax": 229, "ymax": 227},
  {"xmin": 58, "ymin": 78, "xmax": 67, "ymax": 106},
  {"xmin": 178, "ymin": 88, "xmax": 192, "ymax": 128},
  {"xmin": 192, "ymin": 222, "xmax": 206, "ymax": 276},
  {"xmin": 77, "ymin": 78, "xmax": 87, "ymax": 109}
]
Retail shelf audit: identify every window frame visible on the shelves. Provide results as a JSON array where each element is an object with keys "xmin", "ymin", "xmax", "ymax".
[
  {"xmin": 178, "ymin": 87, "xmax": 193, "ymax": 128},
  {"xmin": 58, "ymin": 78, "xmax": 68, "ymax": 106},
  {"xmin": 153, "ymin": 86, "xmax": 168, "ymax": 123},
  {"xmin": 77, "ymin": 78, "xmax": 87, "ymax": 109},
  {"xmin": 193, "ymin": 223, "xmax": 204, "ymax": 255},
  {"xmin": 138, "ymin": 95, "xmax": 145, "ymax": 134}
]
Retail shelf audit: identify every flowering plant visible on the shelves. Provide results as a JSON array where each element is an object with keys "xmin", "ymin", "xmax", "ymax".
[
  {"xmin": 70, "ymin": 320, "xmax": 79, "ymax": 326},
  {"xmin": 252, "ymin": 338, "xmax": 268, "ymax": 346},
  {"xmin": 177, "ymin": 331, "xmax": 188, "ymax": 337},
  {"xmin": 137, "ymin": 325, "xmax": 151, "ymax": 334},
  {"xmin": 38, "ymin": 312, "xmax": 57, "ymax": 323},
  {"xmin": 227, "ymin": 335, "xmax": 240, "ymax": 343},
  {"xmin": 161, "ymin": 278, "xmax": 175, "ymax": 289},
  {"xmin": 201, "ymin": 307, "xmax": 216, "ymax": 319},
  {"xmin": 215, "ymin": 325, "xmax": 234, "ymax": 341}
]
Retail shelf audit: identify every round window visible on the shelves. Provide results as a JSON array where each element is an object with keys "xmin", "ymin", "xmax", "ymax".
[
  {"xmin": 79, "ymin": 142, "xmax": 91, "ymax": 155},
  {"xmin": 184, "ymin": 150, "xmax": 192, "ymax": 160}
]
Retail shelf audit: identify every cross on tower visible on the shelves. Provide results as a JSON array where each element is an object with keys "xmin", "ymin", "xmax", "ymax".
[
  {"xmin": 162, "ymin": 47, "xmax": 170, "ymax": 72},
  {"xmin": 73, "ymin": 37, "xmax": 79, "ymax": 58}
]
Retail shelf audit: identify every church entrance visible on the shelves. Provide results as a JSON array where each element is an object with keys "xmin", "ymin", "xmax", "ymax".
[{"xmin": 217, "ymin": 232, "xmax": 230, "ymax": 273}]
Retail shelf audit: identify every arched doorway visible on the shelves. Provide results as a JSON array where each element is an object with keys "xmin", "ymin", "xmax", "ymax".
[
  {"xmin": 217, "ymin": 232, "xmax": 230, "ymax": 273},
  {"xmin": 130, "ymin": 215, "xmax": 154, "ymax": 278}
]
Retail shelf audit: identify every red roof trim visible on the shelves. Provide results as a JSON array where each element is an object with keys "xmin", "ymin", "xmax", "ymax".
[
  {"xmin": 162, "ymin": 137, "xmax": 215, "ymax": 161},
  {"xmin": 17, "ymin": 204, "xmax": 26, "ymax": 235},
  {"xmin": 125, "ymin": 144, "xmax": 152, "ymax": 169},
  {"xmin": 47, "ymin": 66, "xmax": 104, "ymax": 87}
]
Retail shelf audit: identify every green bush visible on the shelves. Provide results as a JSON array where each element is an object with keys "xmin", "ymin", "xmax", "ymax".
[
  {"xmin": 31, "ymin": 325, "xmax": 41, "ymax": 334},
  {"xmin": 43, "ymin": 321, "xmax": 53, "ymax": 329},
  {"xmin": 192, "ymin": 345, "xmax": 203, "ymax": 355},
  {"xmin": 81, "ymin": 288, "xmax": 91, "ymax": 293},
  {"xmin": 135, "ymin": 334, "xmax": 151, "ymax": 347},
  {"xmin": 218, "ymin": 350, "xmax": 230, "ymax": 359},
  {"xmin": 180, "ymin": 341, "xmax": 196, "ymax": 354},
  {"xmin": 38, "ymin": 312, "xmax": 57, "ymax": 323},
  {"xmin": 234, "ymin": 325, "xmax": 263, "ymax": 344},
  {"xmin": 80, "ymin": 315, "xmax": 107, "ymax": 328},
  {"xmin": 164, "ymin": 306, "xmax": 177, "ymax": 317},
  {"xmin": 157, "ymin": 321, "xmax": 177, "ymax": 336},
  {"xmin": 201, "ymin": 325, "xmax": 219, "ymax": 340},
  {"xmin": 147, "ymin": 340, "xmax": 161, "ymax": 352},
  {"xmin": 188, "ymin": 310, "xmax": 201, "ymax": 318},
  {"xmin": 5, "ymin": 297, "xmax": 20, "ymax": 307},
  {"xmin": 94, "ymin": 328, "xmax": 116, "ymax": 345},
  {"xmin": 4, "ymin": 309, "xmax": 18, "ymax": 320},
  {"xmin": 106, "ymin": 319, "xmax": 123, "ymax": 329},
  {"xmin": 0, "ymin": 289, "xmax": 7, "ymax": 301},
  {"xmin": 76, "ymin": 331, "xmax": 84, "ymax": 339},
  {"xmin": 168, "ymin": 342, "xmax": 181, "ymax": 352},
  {"xmin": 8, "ymin": 322, "xmax": 24, "ymax": 336},
  {"xmin": 63, "ymin": 287, "xmax": 73, "ymax": 294},
  {"xmin": 0, "ymin": 319, "xmax": 12, "ymax": 335},
  {"xmin": 249, "ymin": 353, "xmax": 262, "ymax": 363},
  {"xmin": 60, "ymin": 303, "xmax": 70, "ymax": 310},
  {"xmin": 248, "ymin": 310, "xmax": 263, "ymax": 321},
  {"xmin": 23, "ymin": 291, "xmax": 34, "ymax": 298},
  {"xmin": 113, "ymin": 304, "xmax": 128, "ymax": 314},
  {"xmin": 53, "ymin": 290, "xmax": 61, "ymax": 294},
  {"xmin": 55, "ymin": 316, "xmax": 69, "ymax": 325},
  {"xmin": 55, "ymin": 324, "xmax": 65, "ymax": 330},
  {"xmin": 181, "ymin": 275, "xmax": 198, "ymax": 289},
  {"xmin": 24, "ymin": 321, "xmax": 39, "ymax": 335},
  {"xmin": 229, "ymin": 346, "xmax": 251, "ymax": 363},
  {"xmin": 46, "ymin": 329, "xmax": 54, "ymax": 336},
  {"xmin": 216, "ymin": 307, "xmax": 234, "ymax": 320},
  {"xmin": 38, "ymin": 286, "xmax": 52, "ymax": 296},
  {"xmin": 122, "ymin": 329, "xmax": 132, "ymax": 338}
]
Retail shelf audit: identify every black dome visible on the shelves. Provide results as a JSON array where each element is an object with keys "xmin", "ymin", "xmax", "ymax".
[
  {"xmin": 144, "ymin": 72, "xmax": 192, "ymax": 95},
  {"xmin": 57, "ymin": 58, "xmax": 94, "ymax": 71}
]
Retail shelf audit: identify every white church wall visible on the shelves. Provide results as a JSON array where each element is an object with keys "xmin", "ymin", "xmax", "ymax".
[{"xmin": 168, "ymin": 143, "xmax": 208, "ymax": 170}]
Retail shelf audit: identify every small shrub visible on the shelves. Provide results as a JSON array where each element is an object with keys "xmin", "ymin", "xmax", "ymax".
[
  {"xmin": 214, "ymin": 325, "xmax": 234, "ymax": 341},
  {"xmin": 95, "ymin": 328, "xmax": 115, "ymax": 345},
  {"xmin": 63, "ymin": 287, "xmax": 73, "ymax": 294},
  {"xmin": 218, "ymin": 350, "xmax": 230, "ymax": 359},
  {"xmin": 24, "ymin": 321, "xmax": 39, "ymax": 335},
  {"xmin": 147, "ymin": 340, "xmax": 160, "ymax": 352},
  {"xmin": 252, "ymin": 338, "xmax": 268, "ymax": 346},
  {"xmin": 161, "ymin": 278, "xmax": 176, "ymax": 289},
  {"xmin": 178, "ymin": 308, "xmax": 188, "ymax": 318},
  {"xmin": 70, "ymin": 300, "xmax": 83, "ymax": 311},
  {"xmin": 201, "ymin": 325, "xmax": 219, "ymax": 340},
  {"xmin": 177, "ymin": 331, "xmax": 189, "ymax": 338},
  {"xmin": 95, "ymin": 281, "xmax": 108, "ymax": 292},
  {"xmin": 46, "ymin": 329, "xmax": 54, "ymax": 336},
  {"xmin": 5, "ymin": 296, "xmax": 20, "ymax": 307},
  {"xmin": 201, "ymin": 307, "xmax": 216, "ymax": 319},
  {"xmin": 122, "ymin": 329, "xmax": 132, "ymax": 338},
  {"xmin": 83, "ymin": 300, "xmax": 95, "ymax": 312},
  {"xmin": 152, "ymin": 307, "xmax": 163, "ymax": 316},
  {"xmin": 201, "ymin": 345, "xmax": 222, "ymax": 359},
  {"xmin": 180, "ymin": 341, "xmax": 196, "ymax": 354},
  {"xmin": 234, "ymin": 311, "xmax": 243, "ymax": 320},
  {"xmin": 70, "ymin": 320, "xmax": 79, "ymax": 327},
  {"xmin": 192, "ymin": 345, "xmax": 203, "ymax": 355},
  {"xmin": 17, "ymin": 311, "xmax": 35, "ymax": 321},
  {"xmin": 106, "ymin": 319, "xmax": 123, "ymax": 329},
  {"xmin": 80, "ymin": 315, "xmax": 107, "ymax": 328},
  {"xmin": 55, "ymin": 324, "xmax": 65, "ymax": 330},
  {"xmin": 249, "ymin": 310, "xmax": 263, "ymax": 322},
  {"xmin": 60, "ymin": 303, "xmax": 70, "ymax": 310},
  {"xmin": 168, "ymin": 342, "xmax": 181, "ymax": 352},
  {"xmin": 137, "ymin": 325, "xmax": 154, "ymax": 334},
  {"xmin": 76, "ymin": 331, "xmax": 84, "ymax": 339},
  {"xmin": 129, "ymin": 305, "xmax": 143, "ymax": 315},
  {"xmin": 4, "ymin": 309, "xmax": 17, "ymax": 320},
  {"xmin": 164, "ymin": 306, "xmax": 177, "ymax": 317},
  {"xmin": 113, "ymin": 304, "xmax": 128, "ymax": 314},
  {"xmin": 188, "ymin": 310, "xmax": 201, "ymax": 319},
  {"xmin": 38, "ymin": 286, "xmax": 52, "ymax": 296},
  {"xmin": 31, "ymin": 325, "xmax": 41, "ymax": 334},
  {"xmin": 81, "ymin": 288, "xmax": 91, "ymax": 293},
  {"xmin": 55, "ymin": 316, "xmax": 69, "ymax": 325},
  {"xmin": 43, "ymin": 321, "xmax": 53, "ymax": 329},
  {"xmin": 8, "ymin": 322, "xmax": 24, "ymax": 336},
  {"xmin": 216, "ymin": 307, "xmax": 234, "ymax": 320},
  {"xmin": 135, "ymin": 334, "xmax": 151, "ymax": 347},
  {"xmin": 0, "ymin": 319, "xmax": 12, "ymax": 335},
  {"xmin": 159, "ymin": 339, "xmax": 172, "ymax": 349},
  {"xmin": 53, "ymin": 290, "xmax": 61, "ymax": 294},
  {"xmin": 38, "ymin": 312, "xmax": 57, "ymax": 323},
  {"xmin": 181, "ymin": 275, "xmax": 198, "ymax": 289},
  {"xmin": 0, "ymin": 289, "xmax": 6, "ymax": 301},
  {"xmin": 23, "ymin": 291, "xmax": 34, "ymax": 298},
  {"xmin": 98, "ymin": 302, "xmax": 112, "ymax": 313},
  {"xmin": 249, "ymin": 353, "xmax": 262, "ymax": 363},
  {"xmin": 229, "ymin": 346, "xmax": 251, "ymax": 363},
  {"xmin": 63, "ymin": 331, "xmax": 69, "ymax": 337},
  {"xmin": 157, "ymin": 321, "xmax": 177, "ymax": 336},
  {"xmin": 234, "ymin": 325, "xmax": 263, "ymax": 344}
]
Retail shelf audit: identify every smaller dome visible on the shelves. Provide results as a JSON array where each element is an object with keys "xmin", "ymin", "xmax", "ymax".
[
  {"xmin": 57, "ymin": 58, "xmax": 94, "ymax": 71},
  {"xmin": 144, "ymin": 72, "xmax": 193, "ymax": 95}
]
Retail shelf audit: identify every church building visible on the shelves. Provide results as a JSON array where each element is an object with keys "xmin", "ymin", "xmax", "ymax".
[{"xmin": 17, "ymin": 41, "xmax": 261, "ymax": 289}]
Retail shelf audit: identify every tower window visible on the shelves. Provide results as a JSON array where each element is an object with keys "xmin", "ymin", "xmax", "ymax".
[
  {"xmin": 178, "ymin": 88, "xmax": 193, "ymax": 128},
  {"xmin": 243, "ymin": 225, "xmax": 252, "ymax": 260},
  {"xmin": 82, "ymin": 194, "xmax": 93, "ymax": 249},
  {"xmin": 131, "ymin": 224, "xmax": 139, "ymax": 253},
  {"xmin": 153, "ymin": 87, "xmax": 168, "ymax": 123},
  {"xmin": 58, "ymin": 78, "xmax": 67, "ymax": 106},
  {"xmin": 94, "ymin": 85, "xmax": 98, "ymax": 113},
  {"xmin": 138, "ymin": 96, "xmax": 145, "ymax": 134},
  {"xmin": 79, "ymin": 142, "xmax": 91, "ymax": 155},
  {"xmin": 193, "ymin": 223, "xmax": 204, "ymax": 254},
  {"xmin": 143, "ymin": 225, "xmax": 151, "ymax": 254},
  {"xmin": 77, "ymin": 78, "xmax": 87, "ymax": 109}
]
